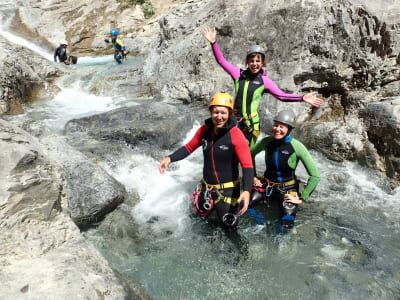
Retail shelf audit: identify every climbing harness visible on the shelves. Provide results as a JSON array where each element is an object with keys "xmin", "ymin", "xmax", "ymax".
[{"xmin": 191, "ymin": 183, "xmax": 213, "ymax": 216}]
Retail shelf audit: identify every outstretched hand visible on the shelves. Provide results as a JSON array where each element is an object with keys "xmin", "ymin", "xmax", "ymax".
[
  {"xmin": 158, "ymin": 157, "xmax": 171, "ymax": 174},
  {"xmin": 237, "ymin": 191, "xmax": 250, "ymax": 215},
  {"xmin": 284, "ymin": 193, "xmax": 303, "ymax": 204},
  {"xmin": 201, "ymin": 26, "xmax": 216, "ymax": 44},
  {"xmin": 303, "ymin": 91, "xmax": 324, "ymax": 107}
]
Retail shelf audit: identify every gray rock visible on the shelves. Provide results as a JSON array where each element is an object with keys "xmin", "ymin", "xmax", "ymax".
[
  {"xmin": 0, "ymin": 119, "xmax": 128, "ymax": 299},
  {"xmin": 0, "ymin": 36, "xmax": 60, "ymax": 115},
  {"xmin": 40, "ymin": 135, "xmax": 127, "ymax": 225},
  {"xmin": 64, "ymin": 101, "xmax": 197, "ymax": 153},
  {"xmin": 360, "ymin": 97, "xmax": 400, "ymax": 182}
]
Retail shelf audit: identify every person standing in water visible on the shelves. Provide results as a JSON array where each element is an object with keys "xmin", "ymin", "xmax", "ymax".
[
  {"xmin": 105, "ymin": 29, "xmax": 128, "ymax": 64},
  {"xmin": 201, "ymin": 26, "xmax": 324, "ymax": 147},
  {"xmin": 159, "ymin": 92, "xmax": 253, "ymax": 231},
  {"xmin": 54, "ymin": 40, "xmax": 69, "ymax": 64},
  {"xmin": 250, "ymin": 110, "xmax": 320, "ymax": 229}
]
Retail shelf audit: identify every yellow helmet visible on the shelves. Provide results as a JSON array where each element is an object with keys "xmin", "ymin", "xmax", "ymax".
[{"xmin": 209, "ymin": 93, "xmax": 234, "ymax": 110}]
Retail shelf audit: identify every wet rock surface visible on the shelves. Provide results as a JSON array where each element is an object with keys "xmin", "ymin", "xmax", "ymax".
[
  {"xmin": 0, "ymin": 36, "xmax": 60, "ymax": 115},
  {"xmin": 0, "ymin": 119, "xmax": 129, "ymax": 299},
  {"xmin": 64, "ymin": 101, "xmax": 202, "ymax": 159}
]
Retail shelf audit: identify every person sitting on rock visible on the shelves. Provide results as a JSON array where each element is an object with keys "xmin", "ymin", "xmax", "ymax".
[
  {"xmin": 201, "ymin": 26, "xmax": 324, "ymax": 147},
  {"xmin": 54, "ymin": 40, "xmax": 70, "ymax": 64},
  {"xmin": 159, "ymin": 92, "xmax": 253, "ymax": 231},
  {"xmin": 250, "ymin": 110, "xmax": 320, "ymax": 229},
  {"xmin": 105, "ymin": 29, "xmax": 128, "ymax": 64}
]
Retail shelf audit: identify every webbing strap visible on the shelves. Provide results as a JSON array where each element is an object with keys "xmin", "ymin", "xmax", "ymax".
[
  {"xmin": 266, "ymin": 178, "xmax": 296, "ymax": 188},
  {"xmin": 242, "ymin": 111, "xmax": 258, "ymax": 120},
  {"xmin": 201, "ymin": 178, "xmax": 240, "ymax": 190},
  {"xmin": 214, "ymin": 196, "xmax": 238, "ymax": 206}
]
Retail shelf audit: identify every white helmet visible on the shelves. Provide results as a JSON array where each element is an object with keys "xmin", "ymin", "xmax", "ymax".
[{"xmin": 60, "ymin": 40, "xmax": 68, "ymax": 46}]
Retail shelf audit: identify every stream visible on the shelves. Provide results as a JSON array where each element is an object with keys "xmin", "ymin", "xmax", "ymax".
[{"xmin": 2, "ymin": 17, "xmax": 400, "ymax": 300}]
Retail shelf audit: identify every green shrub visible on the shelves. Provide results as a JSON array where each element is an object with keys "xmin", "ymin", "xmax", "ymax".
[{"xmin": 117, "ymin": 0, "xmax": 156, "ymax": 18}]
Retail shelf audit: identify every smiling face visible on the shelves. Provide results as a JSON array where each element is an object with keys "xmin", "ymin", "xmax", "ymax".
[
  {"xmin": 210, "ymin": 105, "xmax": 230, "ymax": 128},
  {"xmin": 246, "ymin": 54, "xmax": 265, "ymax": 74},
  {"xmin": 272, "ymin": 121, "xmax": 290, "ymax": 139}
]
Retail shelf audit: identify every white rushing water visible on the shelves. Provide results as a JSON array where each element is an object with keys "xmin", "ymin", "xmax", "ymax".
[
  {"xmin": 0, "ymin": 25, "xmax": 53, "ymax": 61},
  {"xmin": 21, "ymin": 80, "xmax": 116, "ymax": 131}
]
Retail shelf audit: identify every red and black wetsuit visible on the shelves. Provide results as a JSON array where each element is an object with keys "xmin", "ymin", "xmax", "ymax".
[{"xmin": 169, "ymin": 117, "xmax": 253, "ymax": 226}]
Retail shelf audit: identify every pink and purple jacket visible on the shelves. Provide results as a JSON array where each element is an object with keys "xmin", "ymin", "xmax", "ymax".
[{"xmin": 211, "ymin": 42, "xmax": 303, "ymax": 127}]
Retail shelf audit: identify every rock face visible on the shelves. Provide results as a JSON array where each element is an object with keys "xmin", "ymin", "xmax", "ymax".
[
  {"xmin": 40, "ymin": 135, "xmax": 127, "ymax": 225},
  {"xmin": 64, "ymin": 101, "xmax": 199, "ymax": 157},
  {"xmin": 0, "ymin": 36, "xmax": 60, "ymax": 115},
  {"xmin": 0, "ymin": 119, "xmax": 128, "ymax": 299}
]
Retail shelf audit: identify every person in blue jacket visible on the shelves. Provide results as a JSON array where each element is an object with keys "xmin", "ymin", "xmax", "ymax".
[{"xmin": 105, "ymin": 29, "xmax": 128, "ymax": 64}]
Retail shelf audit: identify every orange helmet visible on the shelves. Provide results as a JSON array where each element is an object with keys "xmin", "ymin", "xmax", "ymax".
[{"xmin": 209, "ymin": 93, "xmax": 234, "ymax": 110}]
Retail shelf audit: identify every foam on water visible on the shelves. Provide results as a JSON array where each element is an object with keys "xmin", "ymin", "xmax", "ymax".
[
  {"xmin": 23, "ymin": 80, "xmax": 116, "ymax": 130},
  {"xmin": 101, "ymin": 122, "xmax": 203, "ymax": 238}
]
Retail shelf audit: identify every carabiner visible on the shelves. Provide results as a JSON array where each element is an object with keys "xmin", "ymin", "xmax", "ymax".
[{"xmin": 265, "ymin": 183, "xmax": 275, "ymax": 197}]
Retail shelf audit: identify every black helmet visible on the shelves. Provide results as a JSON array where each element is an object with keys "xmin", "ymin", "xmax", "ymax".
[
  {"xmin": 273, "ymin": 110, "xmax": 296, "ymax": 128},
  {"xmin": 247, "ymin": 45, "xmax": 265, "ymax": 59}
]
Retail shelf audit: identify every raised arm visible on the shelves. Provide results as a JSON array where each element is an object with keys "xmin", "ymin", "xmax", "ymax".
[
  {"xmin": 263, "ymin": 76, "xmax": 324, "ymax": 107},
  {"xmin": 201, "ymin": 26, "xmax": 241, "ymax": 79}
]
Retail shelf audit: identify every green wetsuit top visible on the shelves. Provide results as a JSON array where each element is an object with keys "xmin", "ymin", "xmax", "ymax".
[{"xmin": 250, "ymin": 135, "xmax": 320, "ymax": 201}]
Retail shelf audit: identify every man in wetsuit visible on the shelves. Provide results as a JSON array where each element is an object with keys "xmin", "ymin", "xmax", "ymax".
[{"xmin": 54, "ymin": 40, "xmax": 69, "ymax": 64}]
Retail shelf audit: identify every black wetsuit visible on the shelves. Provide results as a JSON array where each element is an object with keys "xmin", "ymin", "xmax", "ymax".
[
  {"xmin": 169, "ymin": 117, "xmax": 253, "ymax": 228},
  {"xmin": 54, "ymin": 46, "xmax": 68, "ymax": 63}
]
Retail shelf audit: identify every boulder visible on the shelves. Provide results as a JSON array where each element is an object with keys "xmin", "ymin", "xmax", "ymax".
[
  {"xmin": 64, "ymin": 101, "xmax": 199, "ymax": 155},
  {"xmin": 40, "ymin": 135, "xmax": 127, "ymax": 225},
  {"xmin": 0, "ymin": 119, "xmax": 128, "ymax": 299},
  {"xmin": 0, "ymin": 36, "xmax": 60, "ymax": 115}
]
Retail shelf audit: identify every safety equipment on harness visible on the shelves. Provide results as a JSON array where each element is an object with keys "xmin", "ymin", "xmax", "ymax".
[
  {"xmin": 191, "ymin": 184, "xmax": 214, "ymax": 216},
  {"xmin": 222, "ymin": 212, "xmax": 239, "ymax": 227}
]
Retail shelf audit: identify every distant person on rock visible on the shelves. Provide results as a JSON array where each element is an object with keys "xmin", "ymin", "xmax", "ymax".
[
  {"xmin": 201, "ymin": 26, "xmax": 324, "ymax": 147},
  {"xmin": 159, "ymin": 92, "xmax": 253, "ymax": 231},
  {"xmin": 105, "ymin": 29, "xmax": 128, "ymax": 64},
  {"xmin": 54, "ymin": 40, "xmax": 69, "ymax": 64},
  {"xmin": 54, "ymin": 40, "xmax": 77, "ymax": 65},
  {"xmin": 250, "ymin": 110, "xmax": 320, "ymax": 230}
]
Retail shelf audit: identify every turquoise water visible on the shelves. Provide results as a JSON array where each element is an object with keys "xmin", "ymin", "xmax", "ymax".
[{"xmin": 83, "ymin": 146, "xmax": 400, "ymax": 300}]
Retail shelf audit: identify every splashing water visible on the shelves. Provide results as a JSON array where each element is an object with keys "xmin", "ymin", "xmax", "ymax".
[{"xmin": 86, "ymin": 124, "xmax": 400, "ymax": 300}]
